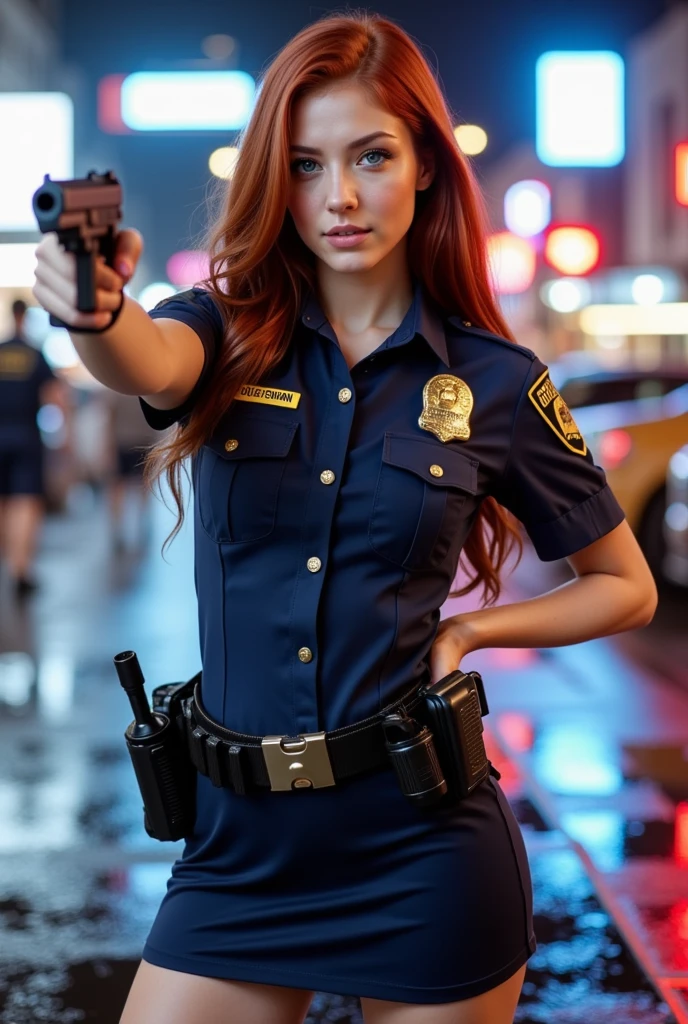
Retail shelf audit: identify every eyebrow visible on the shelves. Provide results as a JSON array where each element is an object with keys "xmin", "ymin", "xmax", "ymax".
[{"xmin": 289, "ymin": 131, "xmax": 398, "ymax": 155}]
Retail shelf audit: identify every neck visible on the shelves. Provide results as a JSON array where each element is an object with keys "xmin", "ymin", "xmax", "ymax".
[{"xmin": 315, "ymin": 240, "xmax": 414, "ymax": 336}]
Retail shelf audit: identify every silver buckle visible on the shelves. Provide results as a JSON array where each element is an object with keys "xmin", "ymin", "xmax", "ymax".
[{"xmin": 261, "ymin": 731, "xmax": 336, "ymax": 791}]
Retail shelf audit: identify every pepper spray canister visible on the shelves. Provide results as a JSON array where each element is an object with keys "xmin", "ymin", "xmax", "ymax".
[{"xmin": 381, "ymin": 710, "xmax": 447, "ymax": 808}]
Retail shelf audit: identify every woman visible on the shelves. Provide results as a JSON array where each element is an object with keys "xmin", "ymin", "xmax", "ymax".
[{"xmin": 32, "ymin": 12, "xmax": 657, "ymax": 1024}]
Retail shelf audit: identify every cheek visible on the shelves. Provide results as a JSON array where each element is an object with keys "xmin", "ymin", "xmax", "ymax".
[
  {"xmin": 367, "ymin": 175, "xmax": 417, "ymax": 230},
  {"xmin": 287, "ymin": 189, "xmax": 318, "ymax": 238}
]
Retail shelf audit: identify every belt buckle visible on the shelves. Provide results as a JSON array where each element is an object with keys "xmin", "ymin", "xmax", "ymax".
[{"xmin": 261, "ymin": 731, "xmax": 336, "ymax": 791}]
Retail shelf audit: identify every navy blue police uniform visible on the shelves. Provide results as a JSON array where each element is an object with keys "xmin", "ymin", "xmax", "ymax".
[
  {"xmin": 137, "ymin": 280, "xmax": 625, "ymax": 1004},
  {"xmin": 0, "ymin": 333, "xmax": 55, "ymax": 497}
]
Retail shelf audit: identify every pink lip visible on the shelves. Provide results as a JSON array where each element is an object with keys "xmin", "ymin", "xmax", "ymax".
[
  {"xmin": 325, "ymin": 229, "xmax": 372, "ymax": 249},
  {"xmin": 325, "ymin": 225, "xmax": 370, "ymax": 235}
]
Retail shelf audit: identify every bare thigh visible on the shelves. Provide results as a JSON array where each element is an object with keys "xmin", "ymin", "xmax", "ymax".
[
  {"xmin": 119, "ymin": 960, "xmax": 315, "ymax": 1024},
  {"xmin": 360, "ymin": 962, "xmax": 527, "ymax": 1024}
]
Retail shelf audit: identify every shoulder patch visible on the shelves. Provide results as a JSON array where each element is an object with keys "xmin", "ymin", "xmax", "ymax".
[{"xmin": 527, "ymin": 369, "xmax": 587, "ymax": 455}]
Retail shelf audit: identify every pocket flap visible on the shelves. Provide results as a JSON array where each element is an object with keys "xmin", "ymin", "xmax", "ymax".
[
  {"xmin": 205, "ymin": 415, "xmax": 298, "ymax": 460},
  {"xmin": 383, "ymin": 432, "xmax": 478, "ymax": 492}
]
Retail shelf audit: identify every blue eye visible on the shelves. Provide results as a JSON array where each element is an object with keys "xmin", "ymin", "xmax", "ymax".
[
  {"xmin": 290, "ymin": 149, "xmax": 393, "ymax": 175},
  {"xmin": 360, "ymin": 148, "xmax": 391, "ymax": 166}
]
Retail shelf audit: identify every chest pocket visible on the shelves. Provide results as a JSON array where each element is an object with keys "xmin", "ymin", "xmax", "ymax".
[
  {"xmin": 368, "ymin": 432, "xmax": 478, "ymax": 572},
  {"xmin": 196, "ymin": 414, "xmax": 299, "ymax": 543}
]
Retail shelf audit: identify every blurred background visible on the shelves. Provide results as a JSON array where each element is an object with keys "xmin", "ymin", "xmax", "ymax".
[{"xmin": 1, "ymin": 1, "xmax": 688, "ymax": 1021}]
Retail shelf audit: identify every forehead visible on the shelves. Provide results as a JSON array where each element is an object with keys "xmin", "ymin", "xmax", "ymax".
[{"xmin": 290, "ymin": 85, "xmax": 406, "ymax": 143}]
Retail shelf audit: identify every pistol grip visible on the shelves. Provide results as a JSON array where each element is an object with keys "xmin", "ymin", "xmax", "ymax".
[{"xmin": 75, "ymin": 250, "xmax": 97, "ymax": 313}]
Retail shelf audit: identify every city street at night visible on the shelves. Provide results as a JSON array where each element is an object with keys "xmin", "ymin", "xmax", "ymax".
[{"xmin": 2, "ymin": 0, "xmax": 688, "ymax": 1021}]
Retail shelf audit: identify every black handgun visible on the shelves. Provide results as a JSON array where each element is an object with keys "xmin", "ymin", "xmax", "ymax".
[
  {"xmin": 32, "ymin": 169, "xmax": 122, "ymax": 329},
  {"xmin": 114, "ymin": 650, "xmax": 197, "ymax": 842}
]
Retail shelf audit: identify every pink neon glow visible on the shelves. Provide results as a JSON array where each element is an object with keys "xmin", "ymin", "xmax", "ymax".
[
  {"xmin": 166, "ymin": 251, "xmax": 210, "ymax": 289},
  {"xmin": 486, "ymin": 232, "xmax": 536, "ymax": 294}
]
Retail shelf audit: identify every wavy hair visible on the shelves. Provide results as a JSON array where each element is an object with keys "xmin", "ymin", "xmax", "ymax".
[{"xmin": 143, "ymin": 9, "xmax": 523, "ymax": 605}]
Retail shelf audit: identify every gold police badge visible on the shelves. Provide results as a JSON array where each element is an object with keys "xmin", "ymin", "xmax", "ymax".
[
  {"xmin": 418, "ymin": 374, "xmax": 473, "ymax": 442},
  {"xmin": 528, "ymin": 369, "xmax": 587, "ymax": 455}
]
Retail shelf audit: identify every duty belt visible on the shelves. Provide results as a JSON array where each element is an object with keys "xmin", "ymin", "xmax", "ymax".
[{"xmin": 180, "ymin": 677, "xmax": 432, "ymax": 794}]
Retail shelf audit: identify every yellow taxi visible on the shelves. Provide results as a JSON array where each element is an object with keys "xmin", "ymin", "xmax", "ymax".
[{"xmin": 572, "ymin": 383, "xmax": 688, "ymax": 575}]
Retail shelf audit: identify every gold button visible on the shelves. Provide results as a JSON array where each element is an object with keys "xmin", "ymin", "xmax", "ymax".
[
  {"xmin": 463, "ymin": 320, "xmax": 472, "ymax": 327},
  {"xmin": 224, "ymin": 438, "xmax": 239, "ymax": 452},
  {"xmin": 429, "ymin": 464, "xmax": 444, "ymax": 477},
  {"xmin": 320, "ymin": 470, "xmax": 335, "ymax": 485},
  {"xmin": 307, "ymin": 557, "xmax": 322, "ymax": 573},
  {"xmin": 298, "ymin": 647, "xmax": 313, "ymax": 663},
  {"xmin": 338, "ymin": 388, "xmax": 352, "ymax": 403}
]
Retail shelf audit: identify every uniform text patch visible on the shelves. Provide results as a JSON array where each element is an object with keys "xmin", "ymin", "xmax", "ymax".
[
  {"xmin": 527, "ymin": 369, "xmax": 587, "ymax": 455},
  {"xmin": 235, "ymin": 385, "xmax": 301, "ymax": 409}
]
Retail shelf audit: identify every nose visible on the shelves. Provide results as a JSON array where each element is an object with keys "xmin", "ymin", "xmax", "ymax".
[{"xmin": 326, "ymin": 168, "xmax": 358, "ymax": 213}]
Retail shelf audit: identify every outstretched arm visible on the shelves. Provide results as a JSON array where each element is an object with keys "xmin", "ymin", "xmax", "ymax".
[{"xmin": 429, "ymin": 520, "xmax": 658, "ymax": 683}]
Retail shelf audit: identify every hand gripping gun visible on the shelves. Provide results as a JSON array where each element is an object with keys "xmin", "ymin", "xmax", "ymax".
[{"xmin": 32, "ymin": 169, "xmax": 122, "ymax": 329}]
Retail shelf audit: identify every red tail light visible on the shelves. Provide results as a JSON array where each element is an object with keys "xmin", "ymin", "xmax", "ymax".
[{"xmin": 598, "ymin": 429, "xmax": 633, "ymax": 469}]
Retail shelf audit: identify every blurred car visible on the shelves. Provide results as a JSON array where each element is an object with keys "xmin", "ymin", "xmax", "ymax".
[
  {"xmin": 549, "ymin": 354, "xmax": 688, "ymax": 410},
  {"xmin": 573, "ymin": 384, "xmax": 688, "ymax": 577},
  {"xmin": 663, "ymin": 444, "xmax": 688, "ymax": 586}
]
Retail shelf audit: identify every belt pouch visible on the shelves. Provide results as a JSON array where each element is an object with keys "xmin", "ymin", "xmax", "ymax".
[
  {"xmin": 417, "ymin": 669, "xmax": 491, "ymax": 806},
  {"xmin": 137, "ymin": 678, "xmax": 198, "ymax": 840}
]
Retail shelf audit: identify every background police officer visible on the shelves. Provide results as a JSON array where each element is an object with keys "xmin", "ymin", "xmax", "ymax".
[{"xmin": 0, "ymin": 299, "xmax": 69, "ymax": 597}]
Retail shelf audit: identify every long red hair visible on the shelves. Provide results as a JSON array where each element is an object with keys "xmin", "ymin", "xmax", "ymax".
[{"xmin": 143, "ymin": 10, "xmax": 523, "ymax": 605}]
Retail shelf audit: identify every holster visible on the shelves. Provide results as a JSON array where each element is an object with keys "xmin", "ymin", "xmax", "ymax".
[{"xmin": 416, "ymin": 669, "xmax": 497, "ymax": 806}]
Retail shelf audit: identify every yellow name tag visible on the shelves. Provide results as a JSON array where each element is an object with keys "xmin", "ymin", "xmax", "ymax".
[{"xmin": 235, "ymin": 384, "xmax": 301, "ymax": 409}]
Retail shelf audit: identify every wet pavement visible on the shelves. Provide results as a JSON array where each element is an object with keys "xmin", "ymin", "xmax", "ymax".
[
  {"xmin": 452, "ymin": 543, "xmax": 688, "ymax": 1023},
  {"xmin": 0, "ymin": 481, "xmax": 685, "ymax": 1022}
]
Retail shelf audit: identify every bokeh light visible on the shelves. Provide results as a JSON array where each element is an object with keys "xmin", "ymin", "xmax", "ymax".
[
  {"xmin": 209, "ymin": 146, "xmax": 239, "ymax": 180},
  {"xmin": 540, "ymin": 278, "xmax": 591, "ymax": 312},
  {"xmin": 631, "ymin": 274, "xmax": 664, "ymax": 305},
  {"xmin": 545, "ymin": 226, "xmax": 600, "ymax": 276},
  {"xmin": 504, "ymin": 180, "xmax": 551, "ymax": 237},
  {"xmin": 454, "ymin": 124, "xmax": 488, "ymax": 156},
  {"xmin": 166, "ymin": 251, "xmax": 210, "ymax": 289},
  {"xmin": 486, "ymin": 232, "xmax": 536, "ymax": 294}
]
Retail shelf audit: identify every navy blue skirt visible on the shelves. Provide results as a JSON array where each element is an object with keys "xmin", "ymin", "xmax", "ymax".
[{"xmin": 141, "ymin": 755, "xmax": 536, "ymax": 1005}]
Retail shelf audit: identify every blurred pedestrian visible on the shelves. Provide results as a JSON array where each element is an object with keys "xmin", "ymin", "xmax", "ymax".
[
  {"xmin": 0, "ymin": 298, "xmax": 69, "ymax": 596},
  {"xmin": 103, "ymin": 389, "xmax": 161, "ymax": 552}
]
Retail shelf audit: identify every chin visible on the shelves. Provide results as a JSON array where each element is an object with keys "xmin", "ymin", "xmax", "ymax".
[
  {"xmin": 320, "ymin": 244, "xmax": 387, "ymax": 272},
  {"xmin": 325, "ymin": 254, "xmax": 377, "ymax": 269}
]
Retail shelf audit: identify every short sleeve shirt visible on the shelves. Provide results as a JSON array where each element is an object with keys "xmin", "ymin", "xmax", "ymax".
[
  {"xmin": 0, "ymin": 335, "xmax": 56, "ymax": 446},
  {"xmin": 140, "ymin": 282, "xmax": 625, "ymax": 736}
]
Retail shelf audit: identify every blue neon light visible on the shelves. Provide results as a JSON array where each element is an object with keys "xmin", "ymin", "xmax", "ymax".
[
  {"xmin": 536, "ymin": 52, "xmax": 625, "ymax": 167},
  {"xmin": 121, "ymin": 71, "xmax": 256, "ymax": 131}
]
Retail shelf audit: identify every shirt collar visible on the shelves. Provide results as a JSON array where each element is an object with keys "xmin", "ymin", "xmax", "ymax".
[{"xmin": 299, "ymin": 278, "xmax": 450, "ymax": 366}]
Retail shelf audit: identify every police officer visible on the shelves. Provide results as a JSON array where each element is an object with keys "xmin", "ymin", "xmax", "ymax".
[
  {"xmin": 0, "ymin": 299, "xmax": 67, "ymax": 596},
  {"xmin": 32, "ymin": 13, "xmax": 658, "ymax": 1024}
]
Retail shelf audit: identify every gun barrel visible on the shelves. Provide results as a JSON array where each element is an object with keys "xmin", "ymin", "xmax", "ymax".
[{"xmin": 32, "ymin": 170, "xmax": 122, "ymax": 234}]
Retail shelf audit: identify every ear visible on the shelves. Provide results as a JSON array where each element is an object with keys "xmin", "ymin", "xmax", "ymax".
[{"xmin": 416, "ymin": 148, "xmax": 436, "ymax": 192}]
